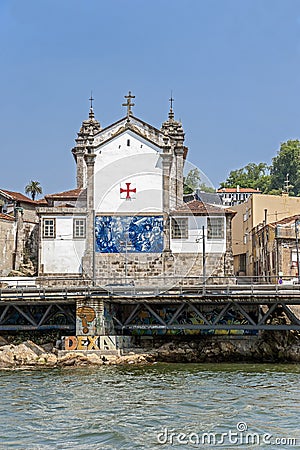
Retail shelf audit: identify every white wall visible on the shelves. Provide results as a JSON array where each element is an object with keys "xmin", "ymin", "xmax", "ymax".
[
  {"xmin": 171, "ymin": 216, "xmax": 226, "ymax": 254},
  {"xmin": 94, "ymin": 130, "xmax": 163, "ymax": 214},
  {"xmin": 41, "ymin": 216, "xmax": 86, "ymax": 273}
]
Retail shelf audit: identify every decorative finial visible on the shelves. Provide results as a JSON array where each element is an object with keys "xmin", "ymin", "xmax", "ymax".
[
  {"xmin": 169, "ymin": 91, "xmax": 174, "ymax": 110},
  {"xmin": 168, "ymin": 91, "xmax": 175, "ymax": 120},
  {"xmin": 89, "ymin": 91, "xmax": 95, "ymax": 119},
  {"xmin": 122, "ymin": 91, "xmax": 135, "ymax": 119},
  {"xmin": 89, "ymin": 91, "xmax": 94, "ymax": 109}
]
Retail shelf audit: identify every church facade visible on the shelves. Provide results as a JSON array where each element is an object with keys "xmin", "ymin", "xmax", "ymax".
[{"xmin": 37, "ymin": 93, "xmax": 234, "ymax": 285}]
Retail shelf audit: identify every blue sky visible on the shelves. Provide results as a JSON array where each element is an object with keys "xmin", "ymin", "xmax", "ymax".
[{"xmin": 1, "ymin": 0, "xmax": 300, "ymax": 196}]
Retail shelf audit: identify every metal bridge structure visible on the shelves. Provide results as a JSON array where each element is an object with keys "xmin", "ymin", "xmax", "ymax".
[{"xmin": 1, "ymin": 279, "xmax": 300, "ymax": 333}]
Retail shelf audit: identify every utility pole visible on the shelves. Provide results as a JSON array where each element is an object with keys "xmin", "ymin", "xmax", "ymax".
[
  {"xmin": 295, "ymin": 219, "xmax": 300, "ymax": 283},
  {"xmin": 202, "ymin": 225, "xmax": 206, "ymax": 284},
  {"xmin": 196, "ymin": 225, "xmax": 206, "ymax": 284}
]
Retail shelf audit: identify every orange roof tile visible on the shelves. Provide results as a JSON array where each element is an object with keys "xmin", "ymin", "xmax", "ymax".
[
  {"xmin": 171, "ymin": 200, "xmax": 235, "ymax": 215},
  {"xmin": 0, "ymin": 213, "xmax": 15, "ymax": 222},
  {"xmin": 217, "ymin": 187, "xmax": 261, "ymax": 193},
  {"xmin": 45, "ymin": 188, "xmax": 84, "ymax": 199},
  {"xmin": 271, "ymin": 214, "xmax": 300, "ymax": 226},
  {"xmin": 0, "ymin": 189, "xmax": 35, "ymax": 204},
  {"xmin": 35, "ymin": 198, "xmax": 48, "ymax": 206}
]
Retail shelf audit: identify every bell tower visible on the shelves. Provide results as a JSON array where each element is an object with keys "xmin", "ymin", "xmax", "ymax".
[{"xmin": 72, "ymin": 94, "xmax": 101, "ymax": 189}]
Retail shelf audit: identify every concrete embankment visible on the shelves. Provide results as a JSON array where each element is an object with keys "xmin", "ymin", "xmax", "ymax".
[{"xmin": 0, "ymin": 331, "xmax": 300, "ymax": 369}]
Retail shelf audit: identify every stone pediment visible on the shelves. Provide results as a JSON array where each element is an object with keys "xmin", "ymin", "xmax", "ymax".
[{"xmin": 93, "ymin": 116, "xmax": 165, "ymax": 149}]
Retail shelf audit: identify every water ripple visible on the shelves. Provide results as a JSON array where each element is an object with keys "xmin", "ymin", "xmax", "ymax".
[{"xmin": 0, "ymin": 363, "xmax": 299, "ymax": 449}]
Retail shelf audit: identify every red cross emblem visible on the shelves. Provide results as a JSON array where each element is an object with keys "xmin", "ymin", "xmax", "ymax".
[{"xmin": 120, "ymin": 182, "xmax": 136, "ymax": 200}]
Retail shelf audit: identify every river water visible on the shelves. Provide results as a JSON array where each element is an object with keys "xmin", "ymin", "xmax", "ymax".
[{"xmin": 0, "ymin": 363, "xmax": 299, "ymax": 449}]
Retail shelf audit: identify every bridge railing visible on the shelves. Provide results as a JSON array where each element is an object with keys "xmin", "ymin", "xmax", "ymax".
[{"xmin": 2, "ymin": 274, "xmax": 300, "ymax": 290}]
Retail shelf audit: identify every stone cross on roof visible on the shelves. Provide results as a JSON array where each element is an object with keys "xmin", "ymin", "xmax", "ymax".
[
  {"xmin": 89, "ymin": 92, "xmax": 94, "ymax": 109},
  {"xmin": 168, "ymin": 91, "xmax": 175, "ymax": 120},
  {"xmin": 122, "ymin": 91, "xmax": 135, "ymax": 119}
]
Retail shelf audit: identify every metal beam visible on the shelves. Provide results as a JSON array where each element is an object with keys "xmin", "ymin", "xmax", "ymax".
[
  {"xmin": 56, "ymin": 304, "xmax": 75, "ymax": 323},
  {"xmin": 168, "ymin": 303, "xmax": 186, "ymax": 325},
  {"xmin": 280, "ymin": 304, "xmax": 300, "ymax": 325},
  {"xmin": 0, "ymin": 324, "xmax": 75, "ymax": 331},
  {"xmin": 0, "ymin": 305, "xmax": 9, "ymax": 323},
  {"xmin": 13, "ymin": 305, "xmax": 38, "ymax": 327},
  {"xmin": 212, "ymin": 302, "xmax": 231, "ymax": 325},
  {"xmin": 233, "ymin": 302, "xmax": 257, "ymax": 326},
  {"xmin": 186, "ymin": 302, "xmax": 211, "ymax": 325},
  {"xmin": 143, "ymin": 303, "xmax": 167, "ymax": 326},
  {"xmin": 120, "ymin": 324, "xmax": 300, "ymax": 331},
  {"xmin": 124, "ymin": 304, "xmax": 140, "ymax": 326},
  {"xmin": 258, "ymin": 303, "xmax": 279, "ymax": 325}
]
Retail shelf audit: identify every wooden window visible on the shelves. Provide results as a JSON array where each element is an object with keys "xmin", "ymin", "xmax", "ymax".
[
  {"xmin": 207, "ymin": 217, "xmax": 224, "ymax": 240},
  {"xmin": 171, "ymin": 218, "xmax": 188, "ymax": 239},
  {"xmin": 73, "ymin": 218, "xmax": 86, "ymax": 238},
  {"xmin": 43, "ymin": 218, "xmax": 56, "ymax": 238}
]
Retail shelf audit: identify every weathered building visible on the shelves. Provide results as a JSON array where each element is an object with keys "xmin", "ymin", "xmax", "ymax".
[
  {"xmin": 217, "ymin": 186, "xmax": 261, "ymax": 207},
  {"xmin": 0, "ymin": 213, "xmax": 16, "ymax": 276},
  {"xmin": 36, "ymin": 93, "xmax": 235, "ymax": 285},
  {"xmin": 232, "ymin": 193, "xmax": 300, "ymax": 277},
  {"xmin": 253, "ymin": 214, "xmax": 300, "ymax": 282},
  {"xmin": 0, "ymin": 190, "xmax": 39, "ymax": 276}
]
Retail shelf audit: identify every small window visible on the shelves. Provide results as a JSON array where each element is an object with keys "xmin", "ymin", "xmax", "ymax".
[
  {"xmin": 43, "ymin": 218, "xmax": 56, "ymax": 238},
  {"xmin": 73, "ymin": 218, "xmax": 86, "ymax": 238},
  {"xmin": 207, "ymin": 217, "xmax": 224, "ymax": 240},
  {"xmin": 171, "ymin": 218, "xmax": 188, "ymax": 239},
  {"xmin": 127, "ymin": 139, "xmax": 130, "ymax": 146}
]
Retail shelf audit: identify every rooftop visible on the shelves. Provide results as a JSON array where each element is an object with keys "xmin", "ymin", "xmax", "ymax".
[
  {"xmin": 0, "ymin": 189, "xmax": 35, "ymax": 204},
  {"xmin": 171, "ymin": 200, "xmax": 235, "ymax": 215},
  {"xmin": 217, "ymin": 187, "xmax": 261, "ymax": 194}
]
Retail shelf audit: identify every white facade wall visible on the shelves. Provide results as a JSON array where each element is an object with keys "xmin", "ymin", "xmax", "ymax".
[
  {"xmin": 40, "ymin": 216, "xmax": 86, "ymax": 273},
  {"xmin": 170, "ymin": 216, "xmax": 226, "ymax": 254},
  {"xmin": 94, "ymin": 131, "xmax": 163, "ymax": 214}
]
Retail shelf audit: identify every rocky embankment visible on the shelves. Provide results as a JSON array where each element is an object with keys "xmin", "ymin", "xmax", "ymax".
[
  {"xmin": 0, "ymin": 332, "xmax": 300, "ymax": 369},
  {"xmin": 0, "ymin": 339, "xmax": 154, "ymax": 369}
]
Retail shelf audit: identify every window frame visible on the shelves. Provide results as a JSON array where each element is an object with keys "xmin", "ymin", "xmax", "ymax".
[
  {"xmin": 73, "ymin": 218, "xmax": 86, "ymax": 239},
  {"xmin": 171, "ymin": 217, "xmax": 189, "ymax": 240},
  {"xmin": 207, "ymin": 217, "xmax": 224, "ymax": 240},
  {"xmin": 43, "ymin": 218, "xmax": 56, "ymax": 239}
]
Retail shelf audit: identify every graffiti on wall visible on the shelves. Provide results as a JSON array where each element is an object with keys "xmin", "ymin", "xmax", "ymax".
[
  {"xmin": 125, "ymin": 304, "xmax": 258, "ymax": 336},
  {"xmin": 95, "ymin": 216, "xmax": 164, "ymax": 253},
  {"xmin": 64, "ymin": 335, "xmax": 132, "ymax": 351},
  {"xmin": 76, "ymin": 306, "xmax": 96, "ymax": 334}
]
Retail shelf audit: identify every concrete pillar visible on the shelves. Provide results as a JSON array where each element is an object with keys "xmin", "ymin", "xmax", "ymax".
[
  {"xmin": 82, "ymin": 151, "xmax": 96, "ymax": 280},
  {"xmin": 224, "ymin": 214, "xmax": 235, "ymax": 278},
  {"xmin": 72, "ymin": 135, "xmax": 87, "ymax": 189},
  {"xmin": 14, "ymin": 207, "xmax": 24, "ymax": 270},
  {"xmin": 175, "ymin": 145, "xmax": 184, "ymax": 206},
  {"xmin": 76, "ymin": 298, "xmax": 105, "ymax": 336},
  {"xmin": 162, "ymin": 140, "xmax": 172, "ymax": 254},
  {"xmin": 76, "ymin": 150, "xmax": 86, "ymax": 189}
]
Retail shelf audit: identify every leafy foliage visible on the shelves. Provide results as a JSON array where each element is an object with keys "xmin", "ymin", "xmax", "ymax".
[
  {"xmin": 270, "ymin": 140, "xmax": 300, "ymax": 196},
  {"xmin": 183, "ymin": 169, "xmax": 215, "ymax": 194},
  {"xmin": 25, "ymin": 181, "xmax": 43, "ymax": 201},
  {"xmin": 220, "ymin": 163, "xmax": 271, "ymax": 193},
  {"xmin": 183, "ymin": 168, "xmax": 201, "ymax": 194}
]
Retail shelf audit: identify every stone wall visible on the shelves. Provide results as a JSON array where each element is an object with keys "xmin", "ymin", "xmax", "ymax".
[
  {"xmin": 0, "ymin": 217, "xmax": 16, "ymax": 276},
  {"xmin": 93, "ymin": 249, "xmax": 234, "ymax": 286}
]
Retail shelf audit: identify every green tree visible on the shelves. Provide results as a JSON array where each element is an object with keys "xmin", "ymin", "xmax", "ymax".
[
  {"xmin": 220, "ymin": 162, "xmax": 271, "ymax": 193},
  {"xmin": 183, "ymin": 168, "xmax": 201, "ymax": 194},
  {"xmin": 270, "ymin": 140, "xmax": 300, "ymax": 196},
  {"xmin": 25, "ymin": 181, "xmax": 43, "ymax": 201},
  {"xmin": 198, "ymin": 183, "xmax": 215, "ymax": 193}
]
